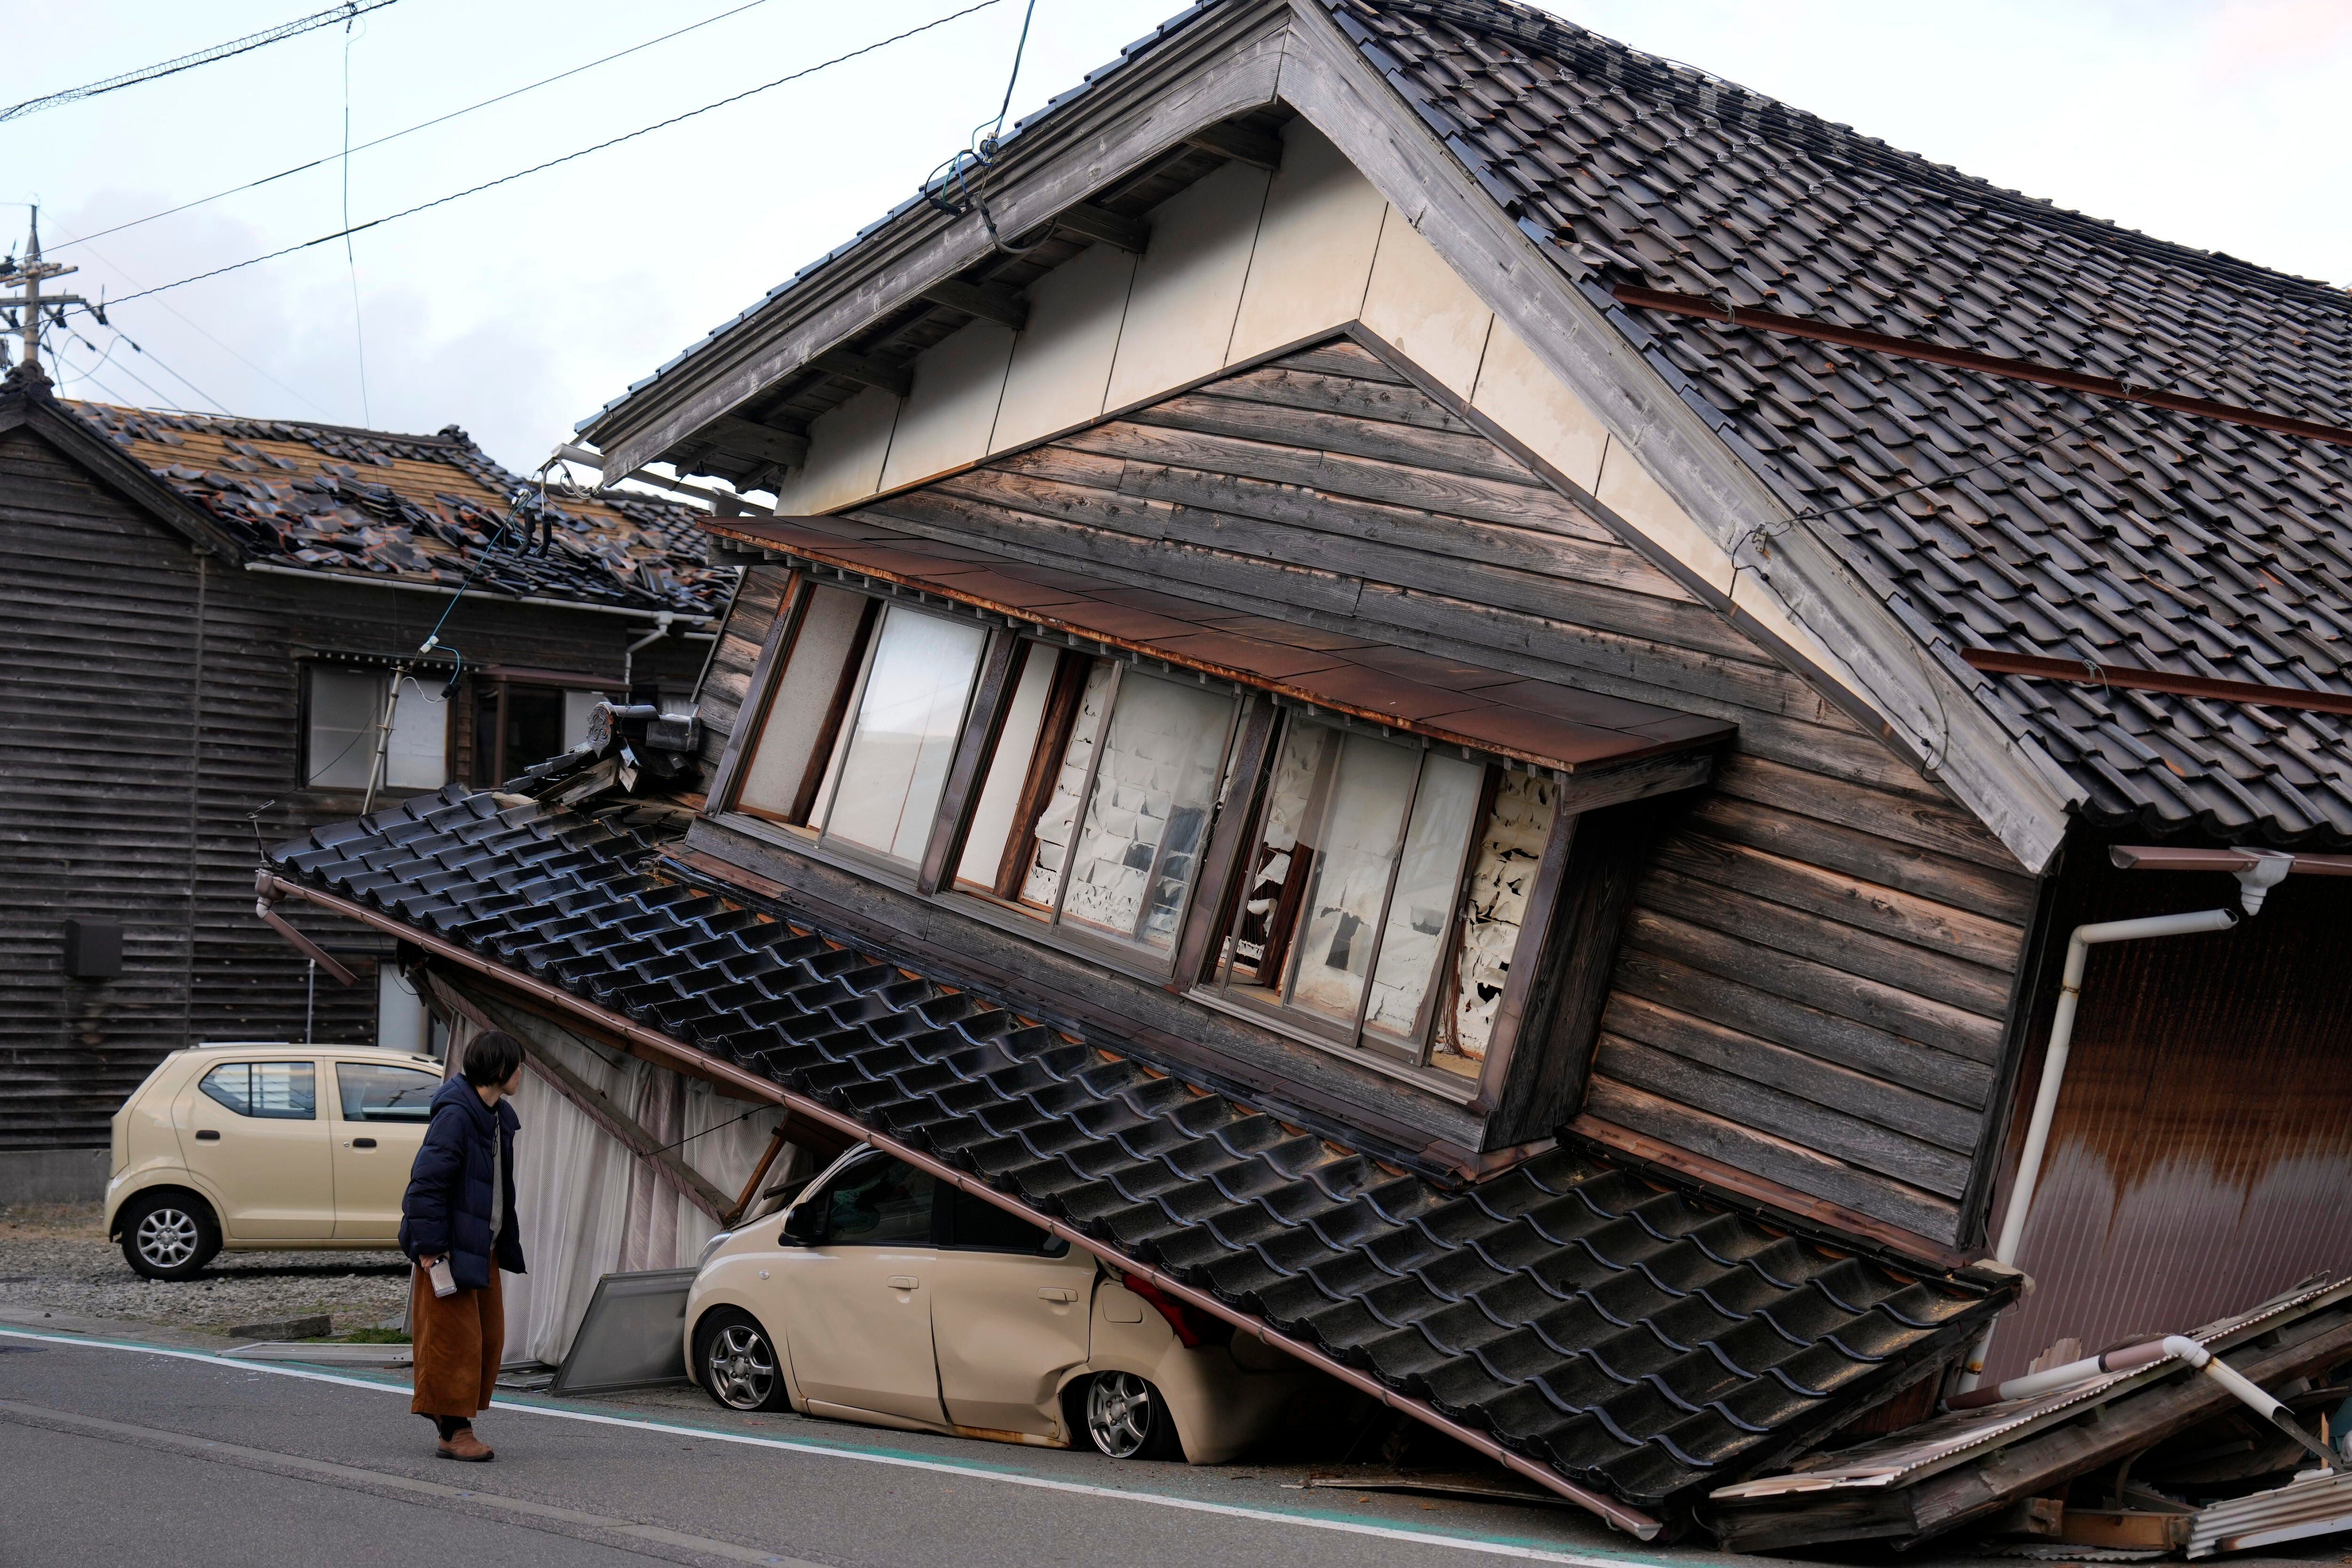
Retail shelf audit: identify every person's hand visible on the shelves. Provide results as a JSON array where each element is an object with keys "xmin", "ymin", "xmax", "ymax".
[{"xmin": 417, "ymin": 1253, "xmax": 440, "ymax": 1268}]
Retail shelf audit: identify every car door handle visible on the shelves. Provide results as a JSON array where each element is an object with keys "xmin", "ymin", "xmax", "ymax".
[
  {"xmin": 344, "ymin": 1138, "xmax": 377, "ymax": 1149},
  {"xmin": 885, "ymin": 1275, "xmax": 919, "ymax": 1291},
  {"xmin": 194, "ymin": 1130, "xmax": 221, "ymax": 1141},
  {"xmin": 1038, "ymin": 1287, "xmax": 1078, "ymax": 1303}
]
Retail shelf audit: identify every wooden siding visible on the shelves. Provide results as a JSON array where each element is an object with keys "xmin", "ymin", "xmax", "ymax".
[
  {"xmin": 0, "ymin": 423, "xmax": 707, "ymax": 1151},
  {"xmin": 801, "ymin": 335, "xmax": 2034, "ymax": 1247}
]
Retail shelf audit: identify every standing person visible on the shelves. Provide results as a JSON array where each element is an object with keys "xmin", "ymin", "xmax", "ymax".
[{"xmin": 401, "ymin": 1028, "xmax": 527, "ymax": 1461}]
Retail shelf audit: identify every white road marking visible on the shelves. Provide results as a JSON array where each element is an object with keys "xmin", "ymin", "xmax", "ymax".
[{"xmin": 0, "ymin": 1325, "xmax": 1665, "ymax": 1567}]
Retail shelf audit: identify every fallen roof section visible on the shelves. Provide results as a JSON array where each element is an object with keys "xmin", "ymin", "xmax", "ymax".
[
  {"xmin": 263, "ymin": 780, "xmax": 2009, "ymax": 1533},
  {"xmin": 710, "ymin": 512, "xmax": 1731, "ymax": 777}
]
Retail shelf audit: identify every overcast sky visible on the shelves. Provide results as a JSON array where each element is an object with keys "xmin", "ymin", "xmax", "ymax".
[{"xmin": 11, "ymin": 0, "xmax": 2347, "ymax": 477}]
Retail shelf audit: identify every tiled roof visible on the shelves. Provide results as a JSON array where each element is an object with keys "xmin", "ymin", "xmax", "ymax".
[
  {"xmin": 267, "ymin": 777, "xmax": 2006, "ymax": 1516},
  {"xmin": 67, "ymin": 400, "xmax": 730, "ymax": 617},
  {"xmin": 1329, "ymin": 0, "xmax": 2352, "ymax": 845}
]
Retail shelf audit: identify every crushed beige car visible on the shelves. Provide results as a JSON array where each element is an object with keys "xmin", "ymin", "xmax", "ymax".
[
  {"xmin": 685, "ymin": 1145, "xmax": 1299, "ymax": 1462},
  {"xmin": 104, "ymin": 1043, "xmax": 445, "ymax": 1279}
]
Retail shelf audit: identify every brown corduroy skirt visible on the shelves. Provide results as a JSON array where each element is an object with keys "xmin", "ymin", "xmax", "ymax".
[{"xmin": 409, "ymin": 1265, "xmax": 504, "ymax": 1419}]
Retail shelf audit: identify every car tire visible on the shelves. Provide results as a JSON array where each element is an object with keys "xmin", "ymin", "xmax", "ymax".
[
  {"xmin": 1079, "ymin": 1370, "xmax": 1182, "ymax": 1461},
  {"xmin": 695, "ymin": 1308, "xmax": 791, "ymax": 1413},
  {"xmin": 119, "ymin": 1191, "xmax": 220, "ymax": 1281}
]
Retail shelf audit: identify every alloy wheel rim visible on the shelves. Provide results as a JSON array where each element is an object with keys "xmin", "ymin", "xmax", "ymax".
[
  {"xmin": 710, "ymin": 1324, "xmax": 776, "ymax": 1409},
  {"xmin": 136, "ymin": 1208, "xmax": 198, "ymax": 1268},
  {"xmin": 1087, "ymin": 1372, "xmax": 1154, "ymax": 1458}
]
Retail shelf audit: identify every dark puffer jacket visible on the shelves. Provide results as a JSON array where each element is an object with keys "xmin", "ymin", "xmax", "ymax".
[{"xmin": 400, "ymin": 1076, "xmax": 524, "ymax": 1289}]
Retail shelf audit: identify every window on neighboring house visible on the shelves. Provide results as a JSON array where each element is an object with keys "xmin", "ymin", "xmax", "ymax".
[
  {"xmin": 473, "ymin": 680, "xmax": 610, "ymax": 784},
  {"xmin": 736, "ymin": 590, "xmax": 989, "ymax": 867},
  {"xmin": 1207, "ymin": 716, "xmax": 1549, "ymax": 1079},
  {"xmin": 952, "ymin": 645, "xmax": 1238, "ymax": 962},
  {"xmin": 306, "ymin": 666, "xmax": 449, "ymax": 791}
]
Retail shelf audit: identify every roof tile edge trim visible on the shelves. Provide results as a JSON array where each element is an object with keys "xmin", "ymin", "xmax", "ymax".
[{"xmin": 258, "ymin": 866, "xmax": 1664, "ymax": 1536}]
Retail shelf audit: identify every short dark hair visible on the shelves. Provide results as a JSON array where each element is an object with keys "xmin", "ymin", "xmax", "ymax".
[{"xmin": 461, "ymin": 1029, "xmax": 526, "ymax": 1088}]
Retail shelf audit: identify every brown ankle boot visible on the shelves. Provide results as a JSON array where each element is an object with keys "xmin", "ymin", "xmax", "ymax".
[{"xmin": 437, "ymin": 1425, "xmax": 494, "ymax": 1462}]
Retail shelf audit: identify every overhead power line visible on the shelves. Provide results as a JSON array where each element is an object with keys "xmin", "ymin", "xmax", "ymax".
[
  {"xmin": 108, "ymin": 0, "xmax": 1008, "ymax": 308},
  {"xmin": 55, "ymin": 0, "xmax": 779, "ymax": 255},
  {"xmin": 1, "ymin": 0, "xmax": 402, "ymax": 126}
]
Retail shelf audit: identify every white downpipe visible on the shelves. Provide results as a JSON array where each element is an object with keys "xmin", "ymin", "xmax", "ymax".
[
  {"xmin": 1956, "ymin": 906, "xmax": 2239, "ymax": 1392},
  {"xmin": 622, "ymin": 611, "xmax": 676, "ymax": 692}
]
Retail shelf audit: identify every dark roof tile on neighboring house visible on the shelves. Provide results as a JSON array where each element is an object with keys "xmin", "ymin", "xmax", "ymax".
[
  {"xmin": 1329, "ymin": 0, "xmax": 2352, "ymax": 845},
  {"xmin": 266, "ymin": 780, "xmax": 2005, "ymax": 1516},
  {"xmin": 68, "ymin": 401, "xmax": 730, "ymax": 617}
]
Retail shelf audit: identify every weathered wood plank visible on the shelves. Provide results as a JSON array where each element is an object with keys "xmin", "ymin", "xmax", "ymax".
[
  {"xmin": 1685, "ymin": 789, "xmax": 2036, "ymax": 924},
  {"xmin": 1714, "ymin": 752, "xmax": 2021, "ymax": 868},
  {"xmin": 1272, "ymin": 340, "xmax": 1409, "ymax": 384},
  {"xmin": 1580, "ymin": 1076, "xmax": 1960, "ymax": 1242},
  {"xmin": 1621, "ymin": 907, "xmax": 2006, "ymax": 1063},
  {"xmin": 1200, "ymin": 363, "xmax": 1477, "ymax": 435},
  {"xmin": 1610, "ymin": 944, "xmax": 1995, "ymax": 1110}
]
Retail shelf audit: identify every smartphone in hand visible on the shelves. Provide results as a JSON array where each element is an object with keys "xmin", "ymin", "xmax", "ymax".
[{"xmin": 428, "ymin": 1258, "xmax": 457, "ymax": 1298}]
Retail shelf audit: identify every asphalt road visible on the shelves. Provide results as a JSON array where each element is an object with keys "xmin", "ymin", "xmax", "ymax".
[{"xmin": 0, "ymin": 1325, "xmax": 1725, "ymax": 1568}]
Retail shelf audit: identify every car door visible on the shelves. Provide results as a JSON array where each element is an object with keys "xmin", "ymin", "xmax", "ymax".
[
  {"xmin": 774, "ymin": 1151, "xmax": 945, "ymax": 1424},
  {"xmin": 330, "ymin": 1060, "xmax": 441, "ymax": 1240},
  {"xmin": 175, "ymin": 1059, "xmax": 335, "ymax": 1240},
  {"xmin": 928, "ymin": 1186, "xmax": 1097, "ymax": 1437}
]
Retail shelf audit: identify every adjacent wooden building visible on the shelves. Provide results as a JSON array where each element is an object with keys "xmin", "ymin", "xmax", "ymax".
[{"xmin": 0, "ymin": 363, "xmax": 731, "ymax": 1196}]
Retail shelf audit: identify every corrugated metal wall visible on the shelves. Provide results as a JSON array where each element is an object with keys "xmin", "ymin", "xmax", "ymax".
[
  {"xmin": 1985, "ymin": 845, "xmax": 2352, "ymax": 1381},
  {"xmin": 0, "ymin": 422, "xmax": 708, "ymax": 1153}
]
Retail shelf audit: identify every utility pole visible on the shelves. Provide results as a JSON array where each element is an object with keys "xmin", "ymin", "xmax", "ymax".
[{"xmin": 0, "ymin": 207, "xmax": 87, "ymax": 371}]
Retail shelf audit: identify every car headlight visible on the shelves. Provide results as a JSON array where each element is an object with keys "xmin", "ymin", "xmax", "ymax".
[{"xmin": 695, "ymin": 1230, "xmax": 733, "ymax": 1274}]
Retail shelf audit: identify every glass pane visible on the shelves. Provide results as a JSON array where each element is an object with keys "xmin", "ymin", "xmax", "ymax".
[
  {"xmin": 737, "ymin": 586, "xmax": 871, "ymax": 821},
  {"xmin": 822, "ymin": 607, "xmax": 988, "ymax": 861},
  {"xmin": 1228, "ymin": 723, "xmax": 1338, "ymax": 990},
  {"xmin": 384, "ymin": 676, "xmax": 450, "ymax": 789},
  {"xmin": 946, "ymin": 1186, "xmax": 1053, "ymax": 1253},
  {"xmin": 1287, "ymin": 732, "xmax": 1420, "ymax": 1028},
  {"xmin": 954, "ymin": 644, "xmax": 1061, "ymax": 891},
  {"xmin": 1058, "ymin": 673, "xmax": 1234, "ymax": 951},
  {"xmin": 1431, "ymin": 772, "xmax": 1558, "ymax": 1079},
  {"xmin": 823, "ymin": 1157, "xmax": 936, "ymax": 1246},
  {"xmin": 199, "ymin": 1063, "xmax": 251, "ymax": 1115},
  {"xmin": 1362, "ymin": 754, "xmax": 1485, "ymax": 1049},
  {"xmin": 306, "ymin": 668, "xmax": 380, "ymax": 788},
  {"xmin": 337, "ymin": 1063, "xmax": 440, "ymax": 1122},
  {"xmin": 206, "ymin": 1062, "xmax": 316, "ymax": 1120},
  {"xmin": 1017, "ymin": 659, "xmax": 1117, "ymax": 908}
]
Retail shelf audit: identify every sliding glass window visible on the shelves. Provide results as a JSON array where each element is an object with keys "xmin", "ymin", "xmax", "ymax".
[{"xmin": 953, "ymin": 644, "xmax": 1237, "ymax": 965}]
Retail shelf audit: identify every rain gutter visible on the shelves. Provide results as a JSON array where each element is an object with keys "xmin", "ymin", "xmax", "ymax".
[{"xmin": 242, "ymin": 561, "xmax": 718, "ymax": 629}]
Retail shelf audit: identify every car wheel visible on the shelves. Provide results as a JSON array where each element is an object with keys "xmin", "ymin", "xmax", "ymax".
[
  {"xmin": 119, "ymin": 1192, "xmax": 220, "ymax": 1281},
  {"xmin": 696, "ymin": 1309, "xmax": 790, "ymax": 1413},
  {"xmin": 1082, "ymin": 1371, "xmax": 1181, "ymax": 1461}
]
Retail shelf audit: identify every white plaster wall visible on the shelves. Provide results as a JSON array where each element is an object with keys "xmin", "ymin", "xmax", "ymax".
[
  {"xmin": 879, "ymin": 318, "xmax": 1015, "ymax": 491},
  {"xmin": 1359, "ymin": 213, "xmax": 1494, "ymax": 397},
  {"xmin": 1103, "ymin": 159, "xmax": 1272, "ymax": 410},
  {"xmin": 1227, "ymin": 119, "xmax": 1387, "ymax": 364},
  {"xmin": 990, "ymin": 241, "xmax": 1134, "ymax": 453},
  {"xmin": 1468, "ymin": 322, "xmax": 1610, "ymax": 496},
  {"xmin": 771, "ymin": 383, "xmax": 899, "ymax": 516}
]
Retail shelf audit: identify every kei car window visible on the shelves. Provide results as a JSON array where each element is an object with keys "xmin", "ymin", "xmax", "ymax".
[
  {"xmin": 335, "ymin": 1063, "xmax": 439, "ymax": 1122},
  {"xmin": 942, "ymin": 1186, "xmax": 1067, "ymax": 1255},
  {"xmin": 822, "ymin": 1157, "xmax": 935, "ymax": 1246},
  {"xmin": 198, "ymin": 1061, "xmax": 316, "ymax": 1120}
]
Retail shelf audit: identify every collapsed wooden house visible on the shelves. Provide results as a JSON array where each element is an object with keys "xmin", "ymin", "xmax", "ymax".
[
  {"xmin": 0, "ymin": 367, "xmax": 730, "ymax": 1199},
  {"xmin": 259, "ymin": 0, "xmax": 2352, "ymax": 1542}
]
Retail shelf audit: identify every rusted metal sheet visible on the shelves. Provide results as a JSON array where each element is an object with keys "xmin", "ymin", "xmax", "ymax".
[
  {"xmin": 1965, "ymin": 652, "xmax": 2352, "ymax": 721},
  {"xmin": 2190, "ymin": 1469, "xmax": 2352, "ymax": 1558},
  {"xmin": 706, "ymin": 513, "xmax": 1733, "ymax": 777}
]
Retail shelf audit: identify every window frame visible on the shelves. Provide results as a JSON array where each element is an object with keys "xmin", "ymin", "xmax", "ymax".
[
  {"xmin": 300, "ymin": 661, "xmax": 453, "ymax": 795},
  {"xmin": 197, "ymin": 1060, "xmax": 319, "ymax": 1121},
  {"xmin": 1198, "ymin": 711, "xmax": 1496, "ymax": 1078}
]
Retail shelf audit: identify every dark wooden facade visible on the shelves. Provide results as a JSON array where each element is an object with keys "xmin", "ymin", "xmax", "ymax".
[
  {"xmin": 684, "ymin": 335, "xmax": 2033, "ymax": 1251},
  {"xmin": 0, "ymin": 415, "xmax": 708, "ymax": 1155}
]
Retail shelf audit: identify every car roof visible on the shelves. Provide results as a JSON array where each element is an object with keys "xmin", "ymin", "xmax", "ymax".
[{"xmin": 178, "ymin": 1042, "xmax": 443, "ymax": 1069}]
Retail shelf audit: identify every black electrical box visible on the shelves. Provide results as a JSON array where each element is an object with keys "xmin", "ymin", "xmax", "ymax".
[{"xmin": 63, "ymin": 919, "xmax": 124, "ymax": 980}]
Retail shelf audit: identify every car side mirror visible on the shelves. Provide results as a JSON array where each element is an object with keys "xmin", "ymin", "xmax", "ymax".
[{"xmin": 779, "ymin": 1200, "xmax": 826, "ymax": 1247}]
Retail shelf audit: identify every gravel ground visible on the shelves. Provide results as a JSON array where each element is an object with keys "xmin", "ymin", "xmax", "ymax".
[{"xmin": 0, "ymin": 1203, "xmax": 410, "ymax": 1337}]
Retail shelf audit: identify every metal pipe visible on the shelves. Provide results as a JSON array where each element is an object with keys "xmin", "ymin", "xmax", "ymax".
[
  {"xmin": 621, "ymin": 610, "xmax": 675, "ymax": 692},
  {"xmin": 358, "ymin": 665, "xmax": 405, "ymax": 815},
  {"xmin": 1958, "ymin": 907, "xmax": 2239, "ymax": 1391},
  {"xmin": 255, "ymin": 870, "xmax": 1664, "ymax": 1538}
]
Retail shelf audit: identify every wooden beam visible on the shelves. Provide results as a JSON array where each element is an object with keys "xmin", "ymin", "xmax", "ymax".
[
  {"xmin": 1051, "ymin": 202, "xmax": 1148, "ymax": 254},
  {"xmin": 705, "ymin": 414, "xmax": 809, "ymax": 470},
  {"xmin": 1184, "ymin": 119, "xmax": 1283, "ymax": 171},
  {"xmin": 917, "ymin": 278, "xmax": 1028, "ymax": 331},
  {"xmin": 811, "ymin": 349, "xmax": 911, "ymax": 399},
  {"xmin": 723, "ymin": 1121, "xmax": 791, "ymax": 1226},
  {"xmin": 421, "ymin": 969, "xmax": 734, "ymax": 1223}
]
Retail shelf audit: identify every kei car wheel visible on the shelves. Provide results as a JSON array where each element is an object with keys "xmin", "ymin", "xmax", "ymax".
[
  {"xmin": 1082, "ymin": 1371, "xmax": 1180, "ymax": 1460},
  {"xmin": 119, "ymin": 1192, "xmax": 220, "ymax": 1281},
  {"xmin": 696, "ymin": 1309, "xmax": 790, "ymax": 1413}
]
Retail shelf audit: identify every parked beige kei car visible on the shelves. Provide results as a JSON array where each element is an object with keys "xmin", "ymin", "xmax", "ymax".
[
  {"xmin": 105, "ymin": 1043, "xmax": 445, "ymax": 1279},
  {"xmin": 686, "ymin": 1145, "xmax": 1300, "ymax": 1462}
]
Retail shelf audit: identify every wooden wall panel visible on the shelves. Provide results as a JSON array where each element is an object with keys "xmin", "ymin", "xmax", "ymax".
[{"xmin": 816, "ymin": 335, "xmax": 2030, "ymax": 1247}]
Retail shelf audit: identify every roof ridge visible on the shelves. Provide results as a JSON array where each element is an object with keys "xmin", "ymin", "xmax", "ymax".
[{"xmin": 1355, "ymin": 0, "xmax": 2352, "ymax": 312}]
